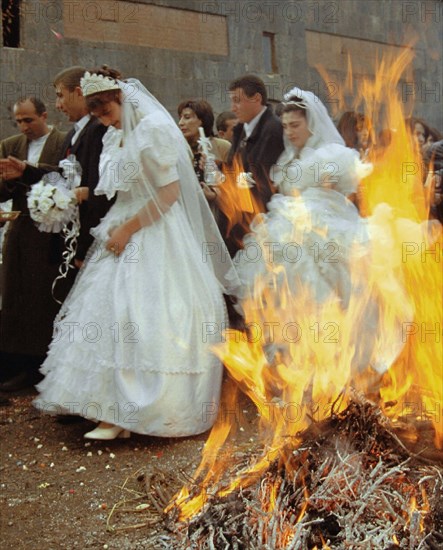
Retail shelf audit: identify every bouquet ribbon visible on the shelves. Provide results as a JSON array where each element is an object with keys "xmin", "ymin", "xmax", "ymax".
[{"xmin": 51, "ymin": 206, "xmax": 80, "ymax": 304}]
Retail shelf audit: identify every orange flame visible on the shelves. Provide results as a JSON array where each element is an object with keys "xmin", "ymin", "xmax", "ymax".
[
  {"xmin": 217, "ymin": 156, "xmax": 269, "ymax": 247},
  {"xmin": 311, "ymin": 46, "xmax": 442, "ymax": 448},
  {"xmin": 166, "ymin": 378, "xmax": 240, "ymax": 521},
  {"xmin": 296, "ymin": 484, "xmax": 310, "ymax": 524},
  {"xmin": 407, "ymin": 491, "xmax": 429, "ymax": 533},
  {"xmin": 170, "ymin": 47, "xmax": 442, "ymax": 523}
]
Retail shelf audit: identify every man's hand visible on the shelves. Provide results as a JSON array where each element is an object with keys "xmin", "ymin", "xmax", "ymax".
[
  {"xmin": 0, "ymin": 156, "xmax": 26, "ymax": 180},
  {"xmin": 201, "ymin": 183, "xmax": 219, "ymax": 202},
  {"xmin": 74, "ymin": 187, "xmax": 89, "ymax": 204}
]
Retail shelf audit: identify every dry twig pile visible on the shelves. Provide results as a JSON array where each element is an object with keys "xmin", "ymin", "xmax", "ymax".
[{"xmin": 154, "ymin": 402, "xmax": 443, "ymax": 549}]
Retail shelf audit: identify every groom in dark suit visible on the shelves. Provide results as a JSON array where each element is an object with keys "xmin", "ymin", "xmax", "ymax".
[
  {"xmin": 53, "ymin": 66, "xmax": 112, "ymax": 266},
  {"xmin": 222, "ymin": 74, "xmax": 284, "ymax": 255},
  {"xmin": 13, "ymin": 67, "xmax": 112, "ymax": 268},
  {"xmin": 216, "ymin": 76, "xmax": 284, "ymax": 329}
]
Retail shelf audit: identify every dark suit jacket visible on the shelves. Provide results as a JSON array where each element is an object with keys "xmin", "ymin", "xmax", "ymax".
[
  {"xmin": 223, "ymin": 106, "xmax": 284, "ymax": 255},
  {"xmin": 23, "ymin": 117, "xmax": 112, "ymax": 260},
  {"xmin": 61, "ymin": 118, "xmax": 111, "ymax": 260}
]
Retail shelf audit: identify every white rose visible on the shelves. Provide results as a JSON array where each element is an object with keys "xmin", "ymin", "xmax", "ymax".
[
  {"xmin": 31, "ymin": 210, "xmax": 44, "ymax": 222},
  {"xmin": 38, "ymin": 197, "xmax": 54, "ymax": 214},
  {"xmin": 27, "ymin": 195, "xmax": 37, "ymax": 210},
  {"xmin": 41, "ymin": 185, "xmax": 55, "ymax": 200},
  {"xmin": 53, "ymin": 189, "xmax": 72, "ymax": 210},
  {"xmin": 29, "ymin": 183, "xmax": 44, "ymax": 200}
]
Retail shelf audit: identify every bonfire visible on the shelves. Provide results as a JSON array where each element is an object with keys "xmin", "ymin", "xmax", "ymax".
[{"xmin": 113, "ymin": 50, "xmax": 442, "ymax": 549}]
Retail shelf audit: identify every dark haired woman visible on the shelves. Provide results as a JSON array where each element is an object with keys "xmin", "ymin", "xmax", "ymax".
[
  {"xmin": 337, "ymin": 111, "xmax": 374, "ymax": 161},
  {"xmin": 177, "ymin": 99, "xmax": 230, "ymax": 209},
  {"xmin": 405, "ymin": 117, "xmax": 430, "ymax": 156},
  {"xmin": 424, "ymin": 139, "xmax": 443, "ymax": 223}
]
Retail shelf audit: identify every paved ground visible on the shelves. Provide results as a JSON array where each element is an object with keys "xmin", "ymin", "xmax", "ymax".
[
  {"xmin": 0, "ymin": 387, "xmax": 258, "ymax": 549},
  {"xmin": 1, "ymin": 385, "xmax": 442, "ymax": 549}
]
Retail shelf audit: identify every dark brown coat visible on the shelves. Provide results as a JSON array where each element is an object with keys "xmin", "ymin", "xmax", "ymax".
[{"xmin": 0, "ymin": 128, "xmax": 67, "ymax": 357}]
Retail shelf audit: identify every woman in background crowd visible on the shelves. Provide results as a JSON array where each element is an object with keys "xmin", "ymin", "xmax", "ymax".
[
  {"xmin": 337, "ymin": 111, "xmax": 374, "ymax": 161},
  {"xmin": 178, "ymin": 99, "xmax": 231, "ymax": 212}
]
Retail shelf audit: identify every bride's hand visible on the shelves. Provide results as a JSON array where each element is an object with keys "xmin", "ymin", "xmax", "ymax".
[{"xmin": 106, "ymin": 224, "xmax": 132, "ymax": 256}]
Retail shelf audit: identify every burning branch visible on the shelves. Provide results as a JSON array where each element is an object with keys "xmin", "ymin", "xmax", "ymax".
[{"xmin": 157, "ymin": 401, "xmax": 442, "ymax": 549}]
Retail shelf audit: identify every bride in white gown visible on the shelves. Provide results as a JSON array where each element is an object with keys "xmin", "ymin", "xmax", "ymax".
[
  {"xmin": 235, "ymin": 88, "xmax": 368, "ymax": 308},
  {"xmin": 34, "ymin": 69, "xmax": 239, "ymax": 439},
  {"xmin": 234, "ymin": 87, "xmax": 412, "ymax": 392}
]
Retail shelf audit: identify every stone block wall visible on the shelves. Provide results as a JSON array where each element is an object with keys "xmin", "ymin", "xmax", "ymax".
[{"xmin": 1, "ymin": 0, "xmax": 441, "ymax": 137}]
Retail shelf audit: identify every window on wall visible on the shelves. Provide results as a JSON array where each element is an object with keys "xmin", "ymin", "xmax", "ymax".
[
  {"xmin": 2, "ymin": 0, "xmax": 20, "ymax": 47},
  {"xmin": 262, "ymin": 32, "xmax": 277, "ymax": 74}
]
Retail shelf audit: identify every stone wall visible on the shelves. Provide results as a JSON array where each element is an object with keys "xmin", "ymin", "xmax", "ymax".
[{"xmin": 1, "ymin": 0, "xmax": 441, "ymax": 137}]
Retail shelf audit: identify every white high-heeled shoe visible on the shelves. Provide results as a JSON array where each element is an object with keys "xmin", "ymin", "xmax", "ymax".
[{"xmin": 84, "ymin": 424, "xmax": 130, "ymax": 440}]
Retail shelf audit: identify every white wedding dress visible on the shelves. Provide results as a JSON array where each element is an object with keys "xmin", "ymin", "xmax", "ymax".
[
  {"xmin": 235, "ymin": 143, "xmax": 369, "ymax": 309},
  {"xmin": 233, "ymin": 88, "xmax": 415, "ymax": 382},
  {"xmin": 35, "ymin": 114, "xmax": 229, "ymax": 436}
]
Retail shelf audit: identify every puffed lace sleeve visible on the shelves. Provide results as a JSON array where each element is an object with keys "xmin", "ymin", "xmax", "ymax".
[
  {"xmin": 310, "ymin": 144, "xmax": 369, "ymax": 196},
  {"xmin": 134, "ymin": 115, "xmax": 179, "ymax": 188},
  {"xmin": 94, "ymin": 126, "xmax": 124, "ymax": 199}
]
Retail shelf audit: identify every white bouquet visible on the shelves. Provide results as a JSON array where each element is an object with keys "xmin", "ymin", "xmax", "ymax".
[{"xmin": 27, "ymin": 155, "xmax": 81, "ymax": 233}]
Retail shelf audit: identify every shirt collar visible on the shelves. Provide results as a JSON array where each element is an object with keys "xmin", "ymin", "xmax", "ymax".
[
  {"xmin": 74, "ymin": 114, "xmax": 91, "ymax": 133},
  {"xmin": 71, "ymin": 114, "xmax": 91, "ymax": 145},
  {"xmin": 243, "ymin": 106, "xmax": 267, "ymax": 139}
]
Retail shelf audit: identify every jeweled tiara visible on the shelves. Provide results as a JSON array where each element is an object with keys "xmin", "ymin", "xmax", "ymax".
[{"xmin": 80, "ymin": 71, "xmax": 120, "ymax": 97}]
